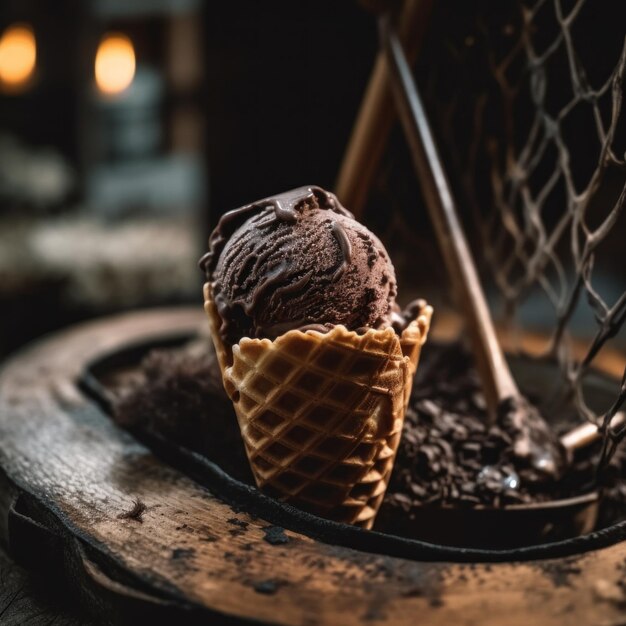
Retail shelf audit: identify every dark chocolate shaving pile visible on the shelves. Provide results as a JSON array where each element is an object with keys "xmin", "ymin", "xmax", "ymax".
[
  {"xmin": 385, "ymin": 345, "xmax": 563, "ymax": 510},
  {"xmin": 382, "ymin": 343, "xmax": 626, "ymax": 523},
  {"xmin": 385, "ymin": 344, "xmax": 556, "ymax": 511},
  {"xmin": 114, "ymin": 340, "xmax": 252, "ymax": 483}
]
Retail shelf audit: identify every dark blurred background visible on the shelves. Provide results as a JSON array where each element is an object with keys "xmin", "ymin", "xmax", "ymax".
[{"xmin": 0, "ymin": 0, "xmax": 386, "ymax": 359}]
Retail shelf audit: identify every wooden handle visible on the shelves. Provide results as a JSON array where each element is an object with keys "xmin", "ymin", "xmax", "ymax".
[
  {"xmin": 379, "ymin": 14, "xmax": 519, "ymax": 420},
  {"xmin": 335, "ymin": 0, "xmax": 433, "ymax": 215},
  {"xmin": 560, "ymin": 412, "xmax": 626, "ymax": 452}
]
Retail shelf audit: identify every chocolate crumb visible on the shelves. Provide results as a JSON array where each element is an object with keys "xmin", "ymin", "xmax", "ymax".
[
  {"xmin": 400, "ymin": 586, "xmax": 424, "ymax": 598},
  {"xmin": 223, "ymin": 551, "xmax": 250, "ymax": 567},
  {"xmin": 253, "ymin": 579, "xmax": 287, "ymax": 595},
  {"xmin": 171, "ymin": 548, "xmax": 195, "ymax": 561},
  {"xmin": 117, "ymin": 499, "xmax": 147, "ymax": 523},
  {"xmin": 262, "ymin": 525, "xmax": 289, "ymax": 545},
  {"xmin": 227, "ymin": 517, "xmax": 249, "ymax": 537},
  {"xmin": 227, "ymin": 517, "xmax": 249, "ymax": 528},
  {"xmin": 535, "ymin": 556, "xmax": 582, "ymax": 588}
]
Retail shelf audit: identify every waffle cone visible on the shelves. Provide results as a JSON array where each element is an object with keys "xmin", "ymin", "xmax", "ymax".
[{"xmin": 203, "ymin": 283, "xmax": 432, "ymax": 528}]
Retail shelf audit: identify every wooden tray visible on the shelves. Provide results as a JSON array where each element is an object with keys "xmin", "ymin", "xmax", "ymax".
[{"xmin": 1, "ymin": 308, "xmax": 625, "ymax": 625}]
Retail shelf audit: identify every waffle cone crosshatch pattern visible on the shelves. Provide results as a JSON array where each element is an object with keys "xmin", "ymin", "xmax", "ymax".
[{"xmin": 204, "ymin": 282, "xmax": 432, "ymax": 528}]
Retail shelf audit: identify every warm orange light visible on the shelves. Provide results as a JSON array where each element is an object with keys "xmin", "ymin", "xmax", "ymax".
[
  {"xmin": 95, "ymin": 33, "xmax": 135, "ymax": 96},
  {"xmin": 0, "ymin": 24, "xmax": 37, "ymax": 92}
]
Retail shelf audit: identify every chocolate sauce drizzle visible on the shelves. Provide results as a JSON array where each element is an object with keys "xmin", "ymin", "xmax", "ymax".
[
  {"xmin": 198, "ymin": 185, "xmax": 352, "ymax": 278},
  {"xmin": 330, "ymin": 221, "xmax": 353, "ymax": 282},
  {"xmin": 200, "ymin": 185, "xmax": 410, "ymax": 343}
]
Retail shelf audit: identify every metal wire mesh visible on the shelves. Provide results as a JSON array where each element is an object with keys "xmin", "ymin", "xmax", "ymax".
[{"xmin": 419, "ymin": 0, "xmax": 626, "ymax": 461}]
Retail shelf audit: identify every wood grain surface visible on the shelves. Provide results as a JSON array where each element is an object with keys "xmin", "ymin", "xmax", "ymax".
[
  {"xmin": 0, "ymin": 308, "xmax": 625, "ymax": 625},
  {"xmin": 0, "ymin": 545, "xmax": 93, "ymax": 626}
]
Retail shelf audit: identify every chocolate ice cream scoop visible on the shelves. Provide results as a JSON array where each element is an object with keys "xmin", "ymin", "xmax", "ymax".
[{"xmin": 200, "ymin": 186, "xmax": 398, "ymax": 345}]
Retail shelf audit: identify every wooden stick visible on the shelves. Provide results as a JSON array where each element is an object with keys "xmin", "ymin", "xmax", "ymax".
[
  {"xmin": 560, "ymin": 412, "xmax": 626, "ymax": 452},
  {"xmin": 380, "ymin": 14, "xmax": 519, "ymax": 421},
  {"xmin": 334, "ymin": 0, "xmax": 433, "ymax": 216}
]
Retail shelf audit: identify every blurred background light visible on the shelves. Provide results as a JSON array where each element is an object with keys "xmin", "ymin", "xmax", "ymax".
[
  {"xmin": 94, "ymin": 32, "xmax": 135, "ymax": 95},
  {"xmin": 0, "ymin": 23, "xmax": 36, "ymax": 93}
]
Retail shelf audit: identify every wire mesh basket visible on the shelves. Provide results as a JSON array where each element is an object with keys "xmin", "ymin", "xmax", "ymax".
[{"xmin": 408, "ymin": 0, "xmax": 626, "ymax": 464}]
